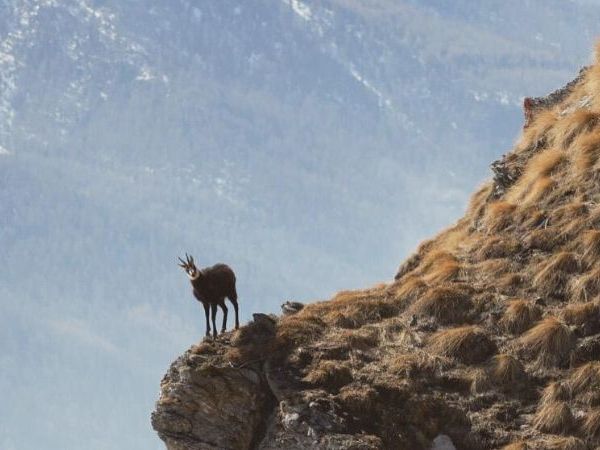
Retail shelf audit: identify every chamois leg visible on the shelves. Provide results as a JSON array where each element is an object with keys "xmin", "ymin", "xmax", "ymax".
[
  {"xmin": 229, "ymin": 293, "xmax": 239, "ymax": 330},
  {"xmin": 210, "ymin": 303, "xmax": 218, "ymax": 338},
  {"xmin": 203, "ymin": 302, "xmax": 211, "ymax": 337},
  {"xmin": 219, "ymin": 300, "xmax": 228, "ymax": 333}
]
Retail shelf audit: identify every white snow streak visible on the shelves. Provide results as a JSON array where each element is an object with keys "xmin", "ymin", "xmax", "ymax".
[
  {"xmin": 283, "ymin": 0, "xmax": 313, "ymax": 21},
  {"xmin": 349, "ymin": 65, "xmax": 392, "ymax": 108}
]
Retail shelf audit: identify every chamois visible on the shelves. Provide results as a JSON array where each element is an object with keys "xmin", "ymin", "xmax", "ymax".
[{"xmin": 178, "ymin": 253, "xmax": 239, "ymax": 338}]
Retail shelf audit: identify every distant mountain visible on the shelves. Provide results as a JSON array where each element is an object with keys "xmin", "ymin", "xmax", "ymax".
[{"xmin": 0, "ymin": 1, "xmax": 598, "ymax": 449}]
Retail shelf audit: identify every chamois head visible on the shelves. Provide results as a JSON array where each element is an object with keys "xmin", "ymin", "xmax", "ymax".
[{"xmin": 178, "ymin": 253, "xmax": 199, "ymax": 280}]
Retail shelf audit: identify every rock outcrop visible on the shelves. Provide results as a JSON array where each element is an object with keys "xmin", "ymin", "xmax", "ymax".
[
  {"xmin": 151, "ymin": 347, "xmax": 273, "ymax": 450},
  {"xmin": 153, "ymin": 43, "xmax": 600, "ymax": 449}
]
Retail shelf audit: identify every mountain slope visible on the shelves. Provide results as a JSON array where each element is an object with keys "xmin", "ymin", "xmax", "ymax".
[
  {"xmin": 3, "ymin": 2, "xmax": 600, "ymax": 449},
  {"xmin": 153, "ymin": 45, "xmax": 600, "ymax": 449}
]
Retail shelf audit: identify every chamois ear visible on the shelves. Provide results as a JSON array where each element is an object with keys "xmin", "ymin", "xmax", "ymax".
[{"xmin": 177, "ymin": 256, "xmax": 187, "ymax": 268}]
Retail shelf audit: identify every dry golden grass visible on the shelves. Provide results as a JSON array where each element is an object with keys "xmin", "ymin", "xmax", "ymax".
[
  {"xmin": 581, "ymin": 408, "xmax": 600, "ymax": 437},
  {"xmin": 569, "ymin": 266, "xmax": 600, "ymax": 302},
  {"xmin": 522, "ymin": 228, "xmax": 562, "ymax": 252},
  {"xmin": 496, "ymin": 273, "xmax": 525, "ymax": 296},
  {"xmin": 387, "ymin": 351, "xmax": 444, "ymax": 379},
  {"xmin": 585, "ymin": 59, "xmax": 600, "ymax": 110},
  {"xmin": 516, "ymin": 109, "xmax": 558, "ymax": 151},
  {"xmin": 466, "ymin": 182, "xmax": 493, "ymax": 221},
  {"xmin": 522, "ymin": 177, "xmax": 556, "ymax": 205},
  {"xmin": 581, "ymin": 229, "xmax": 600, "ymax": 268},
  {"xmin": 276, "ymin": 314, "xmax": 326, "ymax": 349},
  {"xmin": 431, "ymin": 221, "xmax": 470, "ymax": 254},
  {"xmin": 570, "ymin": 130, "xmax": 600, "ymax": 175},
  {"xmin": 336, "ymin": 384, "xmax": 378, "ymax": 414},
  {"xmin": 532, "ymin": 401, "xmax": 574, "ymax": 434},
  {"xmin": 470, "ymin": 368, "xmax": 492, "ymax": 394},
  {"xmin": 394, "ymin": 251, "xmax": 421, "ymax": 281},
  {"xmin": 391, "ymin": 275, "xmax": 428, "ymax": 305},
  {"xmin": 549, "ymin": 201, "xmax": 588, "ymax": 227},
  {"xmin": 468, "ymin": 258, "xmax": 518, "ymax": 281},
  {"xmin": 540, "ymin": 382, "xmax": 570, "ymax": 405},
  {"xmin": 533, "ymin": 252, "xmax": 580, "ymax": 298},
  {"xmin": 301, "ymin": 285, "xmax": 399, "ymax": 329},
  {"xmin": 303, "ymin": 360, "xmax": 353, "ymax": 390},
  {"xmin": 488, "ymin": 354, "xmax": 527, "ymax": 389},
  {"xmin": 408, "ymin": 285, "xmax": 472, "ymax": 325},
  {"xmin": 506, "ymin": 148, "xmax": 565, "ymax": 204},
  {"xmin": 501, "ymin": 300, "xmax": 542, "ymax": 335},
  {"xmin": 473, "ymin": 236, "xmax": 521, "ymax": 262},
  {"xmin": 421, "ymin": 258, "xmax": 461, "ymax": 284},
  {"xmin": 587, "ymin": 204, "xmax": 600, "ymax": 228},
  {"xmin": 541, "ymin": 251, "xmax": 580, "ymax": 273},
  {"xmin": 427, "ymin": 325, "xmax": 496, "ymax": 365},
  {"xmin": 417, "ymin": 250, "xmax": 458, "ymax": 274},
  {"xmin": 337, "ymin": 327, "xmax": 380, "ymax": 350},
  {"xmin": 549, "ymin": 110, "xmax": 600, "ymax": 150},
  {"xmin": 501, "ymin": 442, "xmax": 527, "ymax": 450},
  {"xmin": 568, "ymin": 362, "xmax": 600, "ymax": 395},
  {"xmin": 561, "ymin": 301, "xmax": 599, "ymax": 326},
  {"xmin": 191, "ymin": 341, "xmax": 217, "ymax": 355},
  {"xmin": 328, "ymin": 285, "xmax": 390, "ymax": 304},
  {"xmin": 520, "ymin": 316, "xmax": 574, "ymax": 367},
  {"xmin": 517, "ymin": 205, "xmax": 546, "ymax": 229},
  {"xmin": 483, "ymin": 201, "xmax": 517, "ymax": 232},
  {"xmin": 533, "ymin": 436, "xmax": 586, "ymax": 450}
]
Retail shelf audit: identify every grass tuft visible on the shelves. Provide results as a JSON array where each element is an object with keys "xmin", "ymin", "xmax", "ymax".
[
  {"xmin": 568, "ymin": 362, "xmax": 600, "ymax": 395},
  {"xmin": 520, "ymin": 316, "xmax": 574, "ymax": 367},
  {"xmin": 488, "ymin": 354, "xmax": 527, "ymax": 389},
  {"xmin": 570, "ymin": 130, "xmax": 600, "ymax": 176},
  {"xmin": 391, "ymin": 275, "xmax": 428, "ymax": 305},
  {"xmin": 483, "ymin": 201, "xmax": 517, "ymax": 232},
  {"xmin": 427, "ymin": 326, "xmax": 496, "ymax": 365},
  {"xmin": 474, "ymin": 236, "xmax": 521, "ymax": 262},
  {"xmin": 387, "ymin": 351, "xmax": 446, "ymax": 379},
  {"xmin": 581, "ymin": 408, "xmax": 600, "ymax": 437},
  {"xmin": 532, "ymin": 401, "xmax": 574, "ymax": 434},
  {"xmin": 276, "ymin": 314, "xmax": 326, "ymax": 349},
  {"xmin": 549, "ymin": 109, "xmax": 600, "ymax": 150},
  {"xmin": 534, "ymin": 436, "xmax": 587, "ymax": 450},
  {"xmin": 303, "ymin": 360, "xmax": 353, "ymax": 390},
  {"xmin": 533, "ymin": 252, "xmax": 580, "ymax": 298},
  {"xmin": 501, "ymin": 300, "xmax": 542, "ymax": 335},
  {"xmin": 581, "ymin": 230, "xmax": 600, "ymax": 268},
  {"xmin": 562, "ymin": 301, "xmax": 600, "ymax": 328},
  {"xmin": 570, "ymin": 267, "xmax": 600, "ymax": 303},
  {"xmin": 516, "ymin": 109, "xmax": 557, "ymax": 151},
  {"xmin": 523, "ymin": 227, "xmax": 562, "ymax": 252},
  {"xmin": 336, "ymin": 384, "xmax": 378, "ymax": 415},
  {"xmin": 505, "ymin": 148, "xmax": 564, "ymax": 204},
  {"xmin": 539, "ymin": 381, "xmax": 570, "ymax": 405},
  {"xmin": 408, "ymin": 285, "xmax": 472, "ymax": 325}
]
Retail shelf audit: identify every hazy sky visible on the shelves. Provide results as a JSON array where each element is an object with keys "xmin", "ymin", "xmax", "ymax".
[{"xmin": 1, "ymin": 1, "xmax": 598, "ymax": 449}]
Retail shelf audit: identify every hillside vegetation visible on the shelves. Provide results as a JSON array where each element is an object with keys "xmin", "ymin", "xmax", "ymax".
[{"xmin": 154, "ymin": 43, "xmax": 600, "ymax": 450}]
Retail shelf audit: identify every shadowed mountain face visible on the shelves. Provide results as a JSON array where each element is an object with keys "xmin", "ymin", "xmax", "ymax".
[{"xmin": 1, "ymin": 1, "xmax": 599, "ymax": 449}]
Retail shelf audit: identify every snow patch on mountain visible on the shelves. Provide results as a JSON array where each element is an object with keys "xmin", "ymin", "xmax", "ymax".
[
  {"xmin": 349, "ymin": 65, "xmax": 392, "ymax": 108},
  {"xmin": 283, "ymin": 0, "xmax": 313, "ymax": 21}
]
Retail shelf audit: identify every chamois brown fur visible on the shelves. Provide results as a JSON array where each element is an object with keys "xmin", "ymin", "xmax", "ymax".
[{"xmin": 178, "ymin": 253, "xmax": 239, "ymax": 338}]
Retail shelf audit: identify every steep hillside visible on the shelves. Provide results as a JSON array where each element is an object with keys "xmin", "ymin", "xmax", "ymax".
[{"xmin": 152, "ymin": 46, "xmax": 600, "ymax": 449}]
